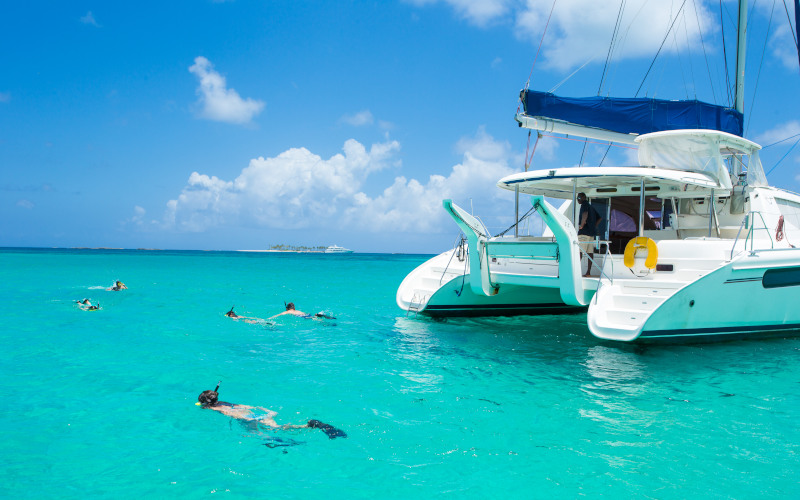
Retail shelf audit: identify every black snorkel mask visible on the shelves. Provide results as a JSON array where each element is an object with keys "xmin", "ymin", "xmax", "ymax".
[{"xmin": 196, "ymin": 381, "xmax": 222, "ymax": 407}]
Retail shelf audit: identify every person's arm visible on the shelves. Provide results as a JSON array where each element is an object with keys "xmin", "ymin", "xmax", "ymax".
[{"xmin": 579, "ymin": 210, "xmax": 588, "ymax": 230}]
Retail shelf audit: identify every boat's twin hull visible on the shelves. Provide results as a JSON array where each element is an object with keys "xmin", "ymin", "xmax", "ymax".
[
  {"xmin": 589, "ymin": 249, "xmax": 800, "ymax": 343},
  {"xmin": 424, "ymin": 277, "xmax": 584, "ymax": 317}
]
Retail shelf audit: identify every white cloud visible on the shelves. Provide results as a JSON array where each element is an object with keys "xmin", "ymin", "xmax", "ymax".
[
  {"xmin": 341, "ymin": 110, "xmax": 374, "ymax": 126},
  {"xmin": 80, "ymin": 11, "xmax": 100, "ymax": 27},
  {"xmin": 413, "ymin": 0, "xmax": 718, "ymax": 72},
  {"xmin": 770, "ymin": 24, "xmax": 800, "ymax": 71},
  {"xmin": 127, "ymin": 205, "xmax": 147, "ymax": 227},
  {"xmin": 345, "ymin": 129, "xmax": 515, "ymax": 232},
  {"xmin": 406, "ymin": 0, "xmax": 511, "ymax": 27},
  {"xmin": 189, "ymin": 56, "xmax": 265, "ymax": 125},
  {"xmin": 0, "ymin": 91, "xmax": 9, "ymax": 103},
  {"xmin": 160, "ymin": 130, "xmax": 516, "ymax": 235},
  {"xmin": 17, "ymin": 199, "xmax": 34, "ymax": 209},
  {"xmin": 517, "ymin": 0, "xmax": 717, "ymax": 71}
]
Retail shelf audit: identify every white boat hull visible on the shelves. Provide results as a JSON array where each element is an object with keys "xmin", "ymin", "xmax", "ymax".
[
  {"xmin": 589, "ymin": 243, "xmax": 800, "ymax": 343},
  {"xmin": 396, "ymin": 249, "xmax": 585, "ymax": 317}
]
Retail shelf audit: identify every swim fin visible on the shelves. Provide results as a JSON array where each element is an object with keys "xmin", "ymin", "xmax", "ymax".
[{"xmin": 307, "ymin": 419, "xmax": 347, "ymax": 439}]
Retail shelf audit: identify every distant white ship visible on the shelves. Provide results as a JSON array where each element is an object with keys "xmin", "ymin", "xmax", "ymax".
[{"xmin": 324, "ymin": 245, "xmax": 353, "ymax": 254}]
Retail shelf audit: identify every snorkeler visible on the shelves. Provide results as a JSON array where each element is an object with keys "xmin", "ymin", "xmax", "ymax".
[
  {"xmin": 107, "ymin": 280, "xmax": 127, "ymax": 291},
  {"xmin": 225, "ymin": 306, "xmax": 270, "ymax": 324},
  {"xmin": 270, "ymin": 302, "xmax": 307, "ymax": 319},
  {"xmin": 196, "ymin": 383, "xmax": 346, "ymax": 439},
  {"xmin": 77, "ymin": 299, "xmax": 100, "ymax": 311},
  {"xmin": 270, "ymin": 302, "xmax": 336, "ymax": 320}
]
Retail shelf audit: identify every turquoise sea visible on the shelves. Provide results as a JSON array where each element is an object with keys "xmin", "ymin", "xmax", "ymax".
[{"xmin": 2, "ymin": 247, "xmax": 799, "ymax": 498}]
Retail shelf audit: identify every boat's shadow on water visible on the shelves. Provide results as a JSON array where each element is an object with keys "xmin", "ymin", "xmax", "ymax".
[{"xmin": 394, "ymin": 312, "xmax": 800, "ymax": 365}]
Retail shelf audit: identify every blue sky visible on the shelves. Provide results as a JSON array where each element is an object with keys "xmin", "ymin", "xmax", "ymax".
[{"xmin": 2, "ymin": 0, "xmax": 798, "ymax": 253}]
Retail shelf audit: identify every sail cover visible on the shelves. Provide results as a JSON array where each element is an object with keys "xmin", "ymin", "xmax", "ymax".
[{"xmin": 521, "ymin": 90, "xmax": 743, "ymax": 137}]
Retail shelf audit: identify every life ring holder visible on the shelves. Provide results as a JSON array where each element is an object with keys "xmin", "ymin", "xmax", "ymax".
[{"xmin": 623, "ymin": 237, "xmax": 658, "ymax": 271}]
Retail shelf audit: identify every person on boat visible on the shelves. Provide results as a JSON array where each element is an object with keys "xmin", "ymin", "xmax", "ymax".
[
  {"xmin": 77, "ymin": 299, "xmax": 100, "ymax": 311},
  {"xmin": 107, "ymin": 280, "xmax": 127, "ymax": 291},
  {"xmin": 196, "ymin": 385, "xmax": 346, "ymax": 439},
  {"xmin": 269, "ymin": 302, "xmax": 336, "ymax": 320},
  {"xmin": 577, "ymin": 192, "xmax": 603, "ymax": 277}
]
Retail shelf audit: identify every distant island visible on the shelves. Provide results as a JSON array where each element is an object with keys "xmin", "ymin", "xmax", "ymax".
[{"xmin": 268, "ymin": 244, "xmax": 327, "ymax": 252}]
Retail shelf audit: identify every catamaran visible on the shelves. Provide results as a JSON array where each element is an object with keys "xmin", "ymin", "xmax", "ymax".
[{"xmin": 397, "ymin": 0, "xmax": 800, "ymax": 342}]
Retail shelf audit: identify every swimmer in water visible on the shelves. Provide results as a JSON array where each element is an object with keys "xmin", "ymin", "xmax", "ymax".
[
  {"xmin": 225, "ymin": 306, "xmax": 270, "ymax": 325},
  {"xmin": 107, "ymin": 280, "xmax": 128, "ymax": 291},
  {"xmin": 269, "ymin": 302, "xmax": 336, "ymax": 320},
  {"xmin": 77, "ymin": 299, "xmax": 100, "ymax": 311},
  {"xmin": 196, "ymin": 384, "xmax": 346, "ymax": 439},
  {"xmin": 270, "ymin": 302, "xmax": 307, "ymax": 319}
]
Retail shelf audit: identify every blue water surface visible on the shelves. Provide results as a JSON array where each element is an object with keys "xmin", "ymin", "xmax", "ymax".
[{"xmin": 1, "ymin": 248, "xmax": 798, "ymax": 498}]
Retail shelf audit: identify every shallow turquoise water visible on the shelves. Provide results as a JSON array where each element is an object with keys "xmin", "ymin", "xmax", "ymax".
[{"xmin": 1, "ymin": 248, "xmax": 799, "ymax": 498}]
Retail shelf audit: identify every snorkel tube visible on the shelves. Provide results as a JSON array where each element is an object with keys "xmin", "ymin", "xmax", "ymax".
[{"xmin": 196, "ymin": 381, "xmax": 222, "ymax": 406}]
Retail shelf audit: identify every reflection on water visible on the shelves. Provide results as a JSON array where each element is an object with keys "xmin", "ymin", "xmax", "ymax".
[
  {"xmin": 582, "ymin": 345, "xmax": 647, "ymax": 394},
  {"xmin": 578, "ymin": 345, "xmax": 660, "ymax": 448},
  {"xmin": 390, "ymin": 317, "xmax": 448, "ymax": 393}
]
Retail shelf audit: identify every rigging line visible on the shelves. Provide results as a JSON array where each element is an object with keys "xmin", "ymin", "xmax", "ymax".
[
  {"xmin": 599, "ymin": 0, "xmax": 626, "ymax": 95},
  {"xmin": 674, "ymin": 11, "xmax": 692, "ymax": 99},
  {"xmin": 526, "ymin": 133, "xmax": 541, "ymax": 171},
  {"xmin": 746, "ymin": 0, "xmax": 776, "ymax": 136},
  {"xmin": 781, "ymin": 0, "xmax": 800, "ymax": 72},
  {"xmin": 579, "ymin": 139, "xmax": 589, "ymax": 167},
  {"xmin": 635, "ymin": 0, "xmax": 689, "ymax": 97},
  {"xmin": 548, "ymin": 57, "xmax": 595, "ymax": 93},
  {"xmin": 605, "ymin": 0, "xmax": 651, "ymax": 97},
  {"xmin": 763, "ymin": 132, "xmax": 800, "ymax": 148},
  {"xmin": 519, "ymin": 0, "xmax": 558, "ymax": 114},
  {"xmin": 765, "ymin": 135, "xmax": 800, "ymax": 175},
  {"xmin": 781, "ymin": 0, "xmax": 798, "ymax": 49},
  {"xmin": 495, "ymin": 205, "xmax": 538, "ymax": 238},
  {"xmin": 720, "ymin": 0, "xmax": 734, "ymax": 106},
  {"xmin": 693, "ymin": 0, "xmax": 718, "ymax": 103},
  {"xmin": 598, "ymin": 143, "xmax": 614, "ymax": 167},
  {"xmin": 680, "ymin": 5, "xmax": 698, "ymax": 99}
]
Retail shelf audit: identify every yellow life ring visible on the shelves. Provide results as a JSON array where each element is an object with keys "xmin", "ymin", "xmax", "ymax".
[{"xmin": 623, "ymin": 237, "xmax": 658, "ymax": 269}]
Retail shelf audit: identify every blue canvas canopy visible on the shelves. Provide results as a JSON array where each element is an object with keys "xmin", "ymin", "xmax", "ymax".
[{"xmin": 521, "ymin": 90, "xmax": 743, "ymax": 137}]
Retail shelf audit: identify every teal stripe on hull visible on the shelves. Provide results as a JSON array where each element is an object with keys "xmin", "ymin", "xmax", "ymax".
[
  {"xmin": 423, "ymin": 303, "xmax": 585, "ymax": 318},
  {"xmin": 636, "ymin": 323, "xmax": 800, "ymax": 343}
]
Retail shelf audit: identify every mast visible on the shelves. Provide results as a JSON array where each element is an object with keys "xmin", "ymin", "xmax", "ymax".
[{"xmin": 734, "ymin": 0, "xmax": 747, "ymax": 114}]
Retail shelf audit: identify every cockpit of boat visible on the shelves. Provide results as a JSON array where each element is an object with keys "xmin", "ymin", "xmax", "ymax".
[{"xmin": 495, "ymin": 130, "xmax": 785, "ymax": 255}]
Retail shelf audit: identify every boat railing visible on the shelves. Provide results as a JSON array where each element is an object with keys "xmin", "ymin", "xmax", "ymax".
[
  {"xmin": 576, "ymin": 240, "xmax": 615, "ymax": 303},
  {"xmin": 730, "ymin": 211, "xmax": 774, "ymax": 259}
]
